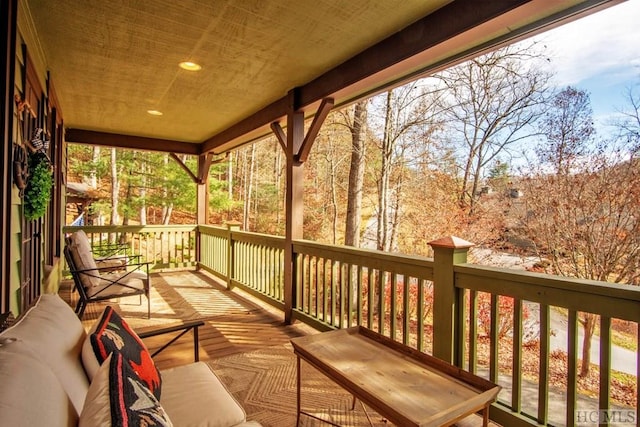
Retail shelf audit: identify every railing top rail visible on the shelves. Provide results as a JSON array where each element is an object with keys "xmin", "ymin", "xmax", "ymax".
[
  {"xmin": 293, "ymin": 239, "xmax": 435, "ymax": 272},
  {"xmin": 455, "ymin": 263, "xmax": 640, "ymax": 321},
  {"xmin": 64, "ymin": 224, "xmax": 197, "ymax": 233},
  {"xmin": 231, "ymin": 229, "xmax": 286, "ymax": 242},
  {"xmin": 455, "ymin": 263, "xmax": 640, "ymax": 300}
]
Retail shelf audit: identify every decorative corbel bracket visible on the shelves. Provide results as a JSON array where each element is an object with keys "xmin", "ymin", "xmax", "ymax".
[{"xmin": 270, "ymin": 97, "xmax": 334, "ymax": 164}]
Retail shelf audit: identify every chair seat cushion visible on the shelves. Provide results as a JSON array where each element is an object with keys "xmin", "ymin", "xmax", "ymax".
[
  {"xmin": 160, "ymin": 362, "xmax": 247, "ymax": 427},
  {"xmin": 86, "ymin": 270, "xmax": 147, "ymax": 298}
]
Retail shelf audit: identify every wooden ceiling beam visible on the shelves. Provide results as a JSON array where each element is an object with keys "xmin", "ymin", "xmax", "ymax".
[{"xmin": 65, "ymin": 129, "xmax": 200, "ymax": 155}]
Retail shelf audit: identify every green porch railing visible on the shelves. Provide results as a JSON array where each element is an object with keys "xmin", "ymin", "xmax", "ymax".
[
  {"xmin": 65, "ymin": 225, "xmax": 640, "ymax": 426},
  {"xmin": 63, "ymin": 225, "xmax": 197, "ymax": 271},
  {"xmin": 199, "ymin": 224, "xmax": 285, "ymax": 309}
]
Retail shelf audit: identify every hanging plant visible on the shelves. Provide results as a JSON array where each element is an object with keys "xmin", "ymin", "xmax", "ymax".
[{"xmin": 23, "ymin": 151, "xmax": 53, "ymax": 220}]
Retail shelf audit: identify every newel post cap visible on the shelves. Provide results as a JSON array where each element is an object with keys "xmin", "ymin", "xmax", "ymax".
[
  {"xmin": 225, "ymin": 220, "xmax": 242, "ymax": 230},
  {"xmin": 428, "ymin": 236, "xmax": 474, "ymax": 250}
]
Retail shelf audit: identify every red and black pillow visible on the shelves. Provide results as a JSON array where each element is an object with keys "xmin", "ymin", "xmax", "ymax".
[
  {"xmin": 88, "ymin": 306, "xmax": 162, "ymax": 399},
  {"xmin": 80, "ymin": 352, "xmax": 172, "ymax": 427}
]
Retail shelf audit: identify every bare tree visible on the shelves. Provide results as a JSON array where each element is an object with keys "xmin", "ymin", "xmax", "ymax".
[
  {"xmin": 436, "ymin": 43, "xmax": 551, "ymax": 212},
  {"xmin": 371, "ymin": 84, "xmax": 445, "ymax": 252},
  {"xmin": 615, "ymin": 82, "xmax": 640, "ymax": 151},
  {"xmin": 523, "ymin": 88, "xmax": 640, "ymax": 376},
  {"xmin": 345, "ymin": 100, "xmax": 367, "ymax": 247},
  {"xmin": 537, "ymin": 86, "xmax": 594, "ymax": 174}
]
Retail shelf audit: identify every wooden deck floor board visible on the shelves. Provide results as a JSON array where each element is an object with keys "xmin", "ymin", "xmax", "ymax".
[{"xmin": 59, "ymin": 270, "xmax": 315, "ymax": 370}]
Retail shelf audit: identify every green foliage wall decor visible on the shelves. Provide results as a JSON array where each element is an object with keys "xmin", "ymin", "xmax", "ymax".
[{"xmin": 23, "ymin": 151, "xmax": 53, "ymax": 220}]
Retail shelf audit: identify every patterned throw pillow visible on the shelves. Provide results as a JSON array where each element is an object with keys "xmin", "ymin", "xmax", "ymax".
[
  {"xmin": 80, "ymin": 353, "xmax": 173, "ymax": 427},
  {"xmin": 89, "ymin": 306, "xmax": 162, "ymax": 399}
]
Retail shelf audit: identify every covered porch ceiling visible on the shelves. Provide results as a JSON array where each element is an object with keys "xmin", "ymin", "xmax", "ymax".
[{"xmin": 23, "ymin": 0, "xmax": 620, "ymax": 156}]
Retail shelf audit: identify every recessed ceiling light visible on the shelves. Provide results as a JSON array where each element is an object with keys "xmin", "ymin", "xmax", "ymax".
[
  {"xmin": 147, "ymin": 109, "xmax": 163, "ymax": 116},
  {"xmin": 179, "ymin": 61, "xmax": 202, "ymax": 71}
]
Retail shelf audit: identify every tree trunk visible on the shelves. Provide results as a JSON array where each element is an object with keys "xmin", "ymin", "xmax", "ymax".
[
  {"xmin": 139, "ymin": 159, "xmax": 147, "ymax": 225},
  {"xmin": 161, "ymin": 155, "xmax": 169, "ymax": 223},
  {"xmin": 274, "ymin": 144, "xmax": 283, "ymax": 227},
  {"xmin": 110, "ymin": 148, "xmax": 120, "ymax": 226},
  {"xmin": 329, "ymin": 148, "xmax": 338, "ymax": 245},
  {"xmin": 345, "ymin": 100, "xmax": 366, "ymax": 247},
  {"xmin": 89, "ymin": 146, "xmax": 100, "ymax": 188},
  {"xmin": 579, "ymin": 313, "xmax": 596, "ymax": 377},
  {"xmin": 228, "ymin": 152, "xmax": 233, "ymax": 199},
  {"xmin": 377, "ymin": 91, "xmax": 393, "ymax": 252},
  {"xmin": 243, "ymin": 145, "xmax": 255, "ymax": 231}
]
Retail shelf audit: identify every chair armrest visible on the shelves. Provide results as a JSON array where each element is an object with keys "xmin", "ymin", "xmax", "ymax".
[
  {"xmin": 137, "ymin": 320, "xmax": 205, "ymax": 362},
  {"xmin": 72, "ymin": 261, "xmax": 151, "ymax": 274}
]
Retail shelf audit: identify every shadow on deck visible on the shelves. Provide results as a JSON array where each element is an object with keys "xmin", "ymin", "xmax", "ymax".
[{"xmin": 59, "ymin": 270, "xmax": 316, "ymax": 370}]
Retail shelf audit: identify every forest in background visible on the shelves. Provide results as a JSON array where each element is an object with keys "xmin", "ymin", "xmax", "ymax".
[{"xmin": 67, "ymin": 42, "xmax": 640, "ymax": 288}]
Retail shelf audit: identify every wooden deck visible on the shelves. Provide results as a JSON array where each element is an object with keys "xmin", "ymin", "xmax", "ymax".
[
  {"xmin": 60, "ymin": 269, "xmax": 499, "ymax": 426},
  {"xmin": 60, "ymin": 269, "xmax": 317, "ymax": 370}
]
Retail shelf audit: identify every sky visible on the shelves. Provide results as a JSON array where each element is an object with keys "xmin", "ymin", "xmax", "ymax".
[{"xmin": 533, "ymin": 0, "xmax": 640, "ymax": 130}]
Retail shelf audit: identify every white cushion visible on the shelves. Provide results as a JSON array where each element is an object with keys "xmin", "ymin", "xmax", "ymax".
[
  {"xmin": 69, "ymin": 239, "xmax": 101, "ymax": 289},
  {"xmin": 69, "ymin": 229, "xmax": 92, "ymax": 254},
  {"xmin": 0, "ymin": 338, "xmax": 77, "ymax": 427},
  {"xmin": 0, "ymin": 294, "xmax": 89, "ymax": 415},
  {"xmin": 160, "ymin": 362, "xmax": 247, "ymax": 427},
  {"xmin": 85, "ymin": 270, "xmax": 147, "ymax": 298}
]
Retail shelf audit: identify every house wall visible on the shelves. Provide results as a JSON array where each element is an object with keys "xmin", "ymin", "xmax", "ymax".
[{"xmin": 0, "ymin": 0, "xmax": 66, "ymax": 315}]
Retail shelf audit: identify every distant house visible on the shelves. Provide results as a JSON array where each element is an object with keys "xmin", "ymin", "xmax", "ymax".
[{"xmin": 65, "ymin": 182, "xmax": 97, "ymax": 226}]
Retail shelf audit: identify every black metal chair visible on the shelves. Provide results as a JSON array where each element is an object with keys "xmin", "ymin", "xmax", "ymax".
[{"xmin": 64, "ymin": 242, "xmax": 151, "ymax": 319}]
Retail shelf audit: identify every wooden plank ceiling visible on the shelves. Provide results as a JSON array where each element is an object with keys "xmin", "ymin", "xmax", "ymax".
[{"xmin": 22, "ymin": 0, "xmax": 620, "ymax": 155}]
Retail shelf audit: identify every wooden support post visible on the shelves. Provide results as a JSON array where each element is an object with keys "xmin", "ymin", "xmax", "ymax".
[
  {"xmin": 284, "ymin": 110, "xmax": 305, "ymax": 324},
  {"xmin": 1, "ymin": 0, "xmax": 17, "ymax": 313},
  {"xmin": 226, "ymin": 221, "xmax": 241, "ymax": 290},
  {"xmin": 429, "ymin": 236, "xmax": 473, "ymax": 364},
  {"xmin": 195, "ymin": 155, "xmax": 209, "ymax": 269}
]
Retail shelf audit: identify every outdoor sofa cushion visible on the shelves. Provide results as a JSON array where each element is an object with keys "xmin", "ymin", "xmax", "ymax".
[
  {"xmin": 0, "ymin": 294, "xmax": 89, "ymax": 414},
  {"xmin": 0, "ymin": 338, "xmax": 77, "ymax": 427},
  {"xmin": 0, "ymin": 294, "xmax": 262, "ymax": 427}
]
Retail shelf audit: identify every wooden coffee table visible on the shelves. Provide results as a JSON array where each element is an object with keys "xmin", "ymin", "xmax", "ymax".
[{"xmin": 291, "ymin": 326, "xmax": 500, "ymax": 426}]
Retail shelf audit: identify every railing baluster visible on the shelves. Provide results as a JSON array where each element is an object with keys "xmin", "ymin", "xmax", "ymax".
[
  {"xmin": 378, "ymin": 270, "xmax": 385, "ymax": 335},
  {"xmin": 636, "ymin": 322, "xmax": 639, "ymax": 427},
  {"xmin": 367, "ymin": 268, "xmax": 373, "ymax": 329},
  {"xmin": 469, "ymin": 289, "xmax": 477, "ymax": 373},
  {"xmin": 322, "ymin": 258, "xmax": 328, "ymax": 324},
  {"xmin": 346, "ymin": 263, "xmax": 353, "ymax": 328},
  {"xmin": 314, "ymin": 256, "xmax": 319, "ymax": 318},
  {"xmin": 339, "ymin": 262, "xmax": 345, "ymax": 328},
  {"xmin": 403, "ymin": 275, "xmax": 410, "ymax": 346},
  {"xmin": 417, "ymin": 278, "xmax": 425, "ymax": 352},
  {"xmin": 390, "ymin": 272, "xmax": 397, "ymax": 341},
  {"xmin": 567, "ymin": 309, "xmax": 578, "ymax": 426},
  {"xmin": 489, "ymin": 294, "xmax": 499, "ymax": 384},
  {"xmin": 599, "ymin": 315, "xmax": 611, "ymax": 427},
  {"xmin": 305, "ymin": 255, "xmax": 311, "ymax": 314},
  {"xmin": 356, "ymin": 266, "xmax": 363, "ymax": 326},
  {"xmin": 538, "ymin": 303, "xmax": 550, "ymax": 425},
  {"xmin": 512, "ymin": 298, "xmax": 522, "ymax": 413},
  {"xmin": 330, "ymin": 259, "xmax": 336, "ymax": 327}
]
